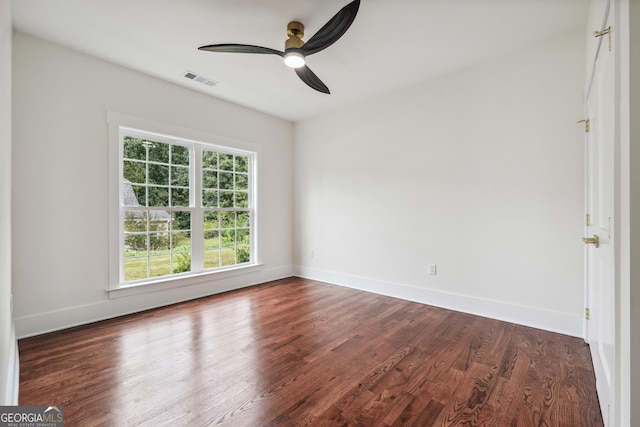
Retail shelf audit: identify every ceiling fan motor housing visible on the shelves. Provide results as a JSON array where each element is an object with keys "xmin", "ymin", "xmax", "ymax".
[{"xmin": 285, "ymin": 21, "xmax": 305, "ymax": 50}]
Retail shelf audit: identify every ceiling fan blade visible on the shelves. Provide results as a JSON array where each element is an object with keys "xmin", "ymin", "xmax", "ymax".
[
  {"xmin": 198, "ymin": 44, "xmax": 284, "ymax": 56},
  {"xmin": 300, "ymin": 0, "xmax": 360, "ymax": 56},
  {"xmin": 295, "ymin": 65, "xmax": 330, "ymax": 94}
]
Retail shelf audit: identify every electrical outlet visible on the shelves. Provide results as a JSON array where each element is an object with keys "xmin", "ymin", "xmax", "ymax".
[{"xmin": 428, "ymin": 264, "xmax": 437, "ymax": 275}]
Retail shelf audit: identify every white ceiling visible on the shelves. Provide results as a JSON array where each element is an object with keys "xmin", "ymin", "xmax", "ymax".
[{"xmin": 11, "ymin": 0, "xmax": 588, "ymax": 122}]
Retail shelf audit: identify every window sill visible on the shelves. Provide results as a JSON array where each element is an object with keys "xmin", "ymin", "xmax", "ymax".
[{"xmin": 107, "ymin": 263, "xmax": 264, "ymax": 299}]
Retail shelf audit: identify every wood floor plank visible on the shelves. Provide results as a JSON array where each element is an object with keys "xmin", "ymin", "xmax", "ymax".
[{"xmin": 19, "ymin": 277, "xmax": 604, "ymax": 426}]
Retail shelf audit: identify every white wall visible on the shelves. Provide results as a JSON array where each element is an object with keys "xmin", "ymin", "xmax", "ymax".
[
  {"xmin": 0, "ymin": 0, "xmax": 18, "ymax": 405},
  {"xmin": 294, "ymin": 30, "xmax": 586, "ymax": 337},
  {"xmin": 629, "ymin": 0, "xmax": 639, "ymax": 422},
  {"xmin": 12, "ymin": 33, "xmax": 295, "ymax": 338}
]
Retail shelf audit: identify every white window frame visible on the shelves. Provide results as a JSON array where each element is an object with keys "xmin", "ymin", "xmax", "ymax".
[{"xmin": 107, "ymin": 112, "xmax": 261, "ymax": 298}]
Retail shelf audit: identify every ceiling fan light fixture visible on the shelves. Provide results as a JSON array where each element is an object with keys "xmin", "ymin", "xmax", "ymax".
[{"xmin": 284, "ymin": 51, "xmax": 305, "ymax": 68}]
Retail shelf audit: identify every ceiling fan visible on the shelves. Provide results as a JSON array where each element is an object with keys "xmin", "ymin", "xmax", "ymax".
[{"xmin": 198, "ymin": 0, "xmax": 360, "ymax": 94}]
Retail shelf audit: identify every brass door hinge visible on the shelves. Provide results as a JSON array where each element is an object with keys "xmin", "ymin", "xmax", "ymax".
[
  {"xmin": 586, "ymin": 214, "xmax": 591, "ymax": 226},
  {"xmin": 595, "ymin": 26, "xmax": 612, "ymax": 51},
  {"xmin": 585, "ymin": 308, "xmax": 590, "ymax": 320},
  {"xmin": 577, "ymin": 119, "xmax": 590, "ymax": 133}
]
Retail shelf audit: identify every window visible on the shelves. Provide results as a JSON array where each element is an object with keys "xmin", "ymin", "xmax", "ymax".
[{"xmin": 108, "ymin": 113, "xmax": 258, "ymax": 294}]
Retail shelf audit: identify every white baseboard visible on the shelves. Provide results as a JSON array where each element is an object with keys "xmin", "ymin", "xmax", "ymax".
[
  {"xmin": 15, "ymin": 264, "xmax": 582, "ymax": 340},
  {"xmin": 3, "ymin": 325, "xmax": 19, "ymax": 405},
  {"xmin": 15, "ymin": 265, "xmax": 294, "ymax": 339},
  {"xmin": 296, "ymin": 266, "xmax": 582, "ymax": 338}
]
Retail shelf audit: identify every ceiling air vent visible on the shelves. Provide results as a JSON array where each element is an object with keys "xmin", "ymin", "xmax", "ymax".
[{"xmin": 183, "ymin": 70, "xmax": 218, "ymax": 87}]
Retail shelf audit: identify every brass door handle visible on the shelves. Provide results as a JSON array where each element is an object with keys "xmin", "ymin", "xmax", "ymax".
[{"xmin": 583, "ymin": 235, "xmax": 600, "ymax": 248}]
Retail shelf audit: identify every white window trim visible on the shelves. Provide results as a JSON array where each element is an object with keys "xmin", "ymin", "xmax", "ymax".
[{"xmin": 107, "ymin": 111, "xmax": 262, "ymax": 298}]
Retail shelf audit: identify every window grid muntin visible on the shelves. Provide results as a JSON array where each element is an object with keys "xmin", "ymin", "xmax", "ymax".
[
  {"xmin": 201, "ymin": 149, "xmax": 250, "ymax": 209},
  {"xmin": 122, "ymin": 206, "xmax": 193, "ymax": 283},
  {"xmin": 202, "ymin": 208, "xmax": 252, "ymax": 270},
  {"xmin": 123, "ymin": 137, "xmax": 191, "ymax": 209},
  {"xmin": 201, "ymin": 148, "xmax": 252, "ymax": 270}
]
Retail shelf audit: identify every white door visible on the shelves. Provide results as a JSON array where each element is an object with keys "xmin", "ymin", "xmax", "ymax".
[{"xmin": 584, "ymin": 0, "xmax": 615, "ymax": 425}]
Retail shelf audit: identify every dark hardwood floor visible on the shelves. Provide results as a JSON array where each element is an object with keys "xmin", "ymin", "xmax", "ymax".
[{"xmin": 19, "ymin": 277, "xmax": 603, "ymax": 426}]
